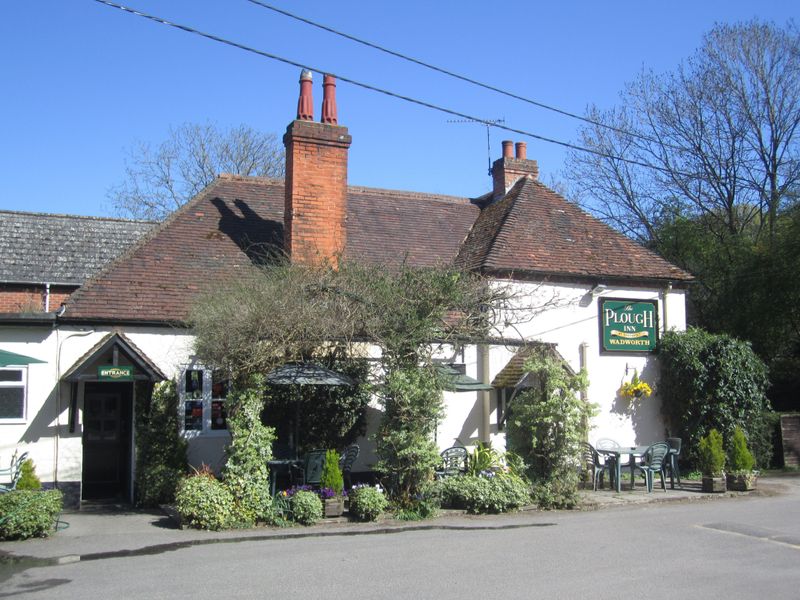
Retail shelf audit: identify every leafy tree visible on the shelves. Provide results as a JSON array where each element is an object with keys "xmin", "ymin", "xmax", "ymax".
[
  {"xmin": 222, "ymin": 375, "xmax": 276, "ymax": 525},
  {"xmin": 109, "ymin": 122, "xmax": 284, "ymax": 220},
  {"xmin": 505, "ymin": 352, "xmax": 593, "ymax": 509},
  {"xmin": 658, "ymin": 328, "xmax": 773, "ymax": 467},
  {"xmin": 134, "ymin": 380, "xmax": 188, "ymax": 507},
  {"xmin": 564, "ymin": 20, "xmax": 800, "ymax": 407}
]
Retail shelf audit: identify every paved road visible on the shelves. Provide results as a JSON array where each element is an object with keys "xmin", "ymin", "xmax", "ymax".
[{"xmin": 3, "ymin": 479, "xmax": 799, "ymax": 599}]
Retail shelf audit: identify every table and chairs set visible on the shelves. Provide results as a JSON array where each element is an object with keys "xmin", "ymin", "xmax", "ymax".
[
  {"xmin": 583, "ymin": 438, "xmax": 682, "ymax": 493},
  {"xmin": 267, "ymin": 444, "xmax": 360, "ymax": 496}
]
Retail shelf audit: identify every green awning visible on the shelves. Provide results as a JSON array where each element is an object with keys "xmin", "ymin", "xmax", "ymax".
[
  {"xmin": 0, "ymin": 349, "xmax": 46, "ymax": 367},
  {"xmin": 437, "ymin": 364, "xmax": 493, "ymax": 392}
]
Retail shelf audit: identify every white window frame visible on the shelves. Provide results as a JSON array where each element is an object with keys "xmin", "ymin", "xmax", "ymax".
[
  {"xmin": 178, "ymin": 366, "xmax": 230, "ymax": 438},
  {"xmin": 0, "ymin": 366, "xmax": 28, "ymax": 424}
]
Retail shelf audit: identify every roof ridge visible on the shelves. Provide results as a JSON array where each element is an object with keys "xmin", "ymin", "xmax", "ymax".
[
  {"xmin": 0, "ymin": 209, "xmax": 156, "ymax": 224},
  {"xmin": 347, "ymin": 184, "xmax": 473, "ymax": 205}
]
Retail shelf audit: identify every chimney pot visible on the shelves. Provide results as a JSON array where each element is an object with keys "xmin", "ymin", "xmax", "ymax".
[
  {"xmin": 502, "ymin": 140, "xmax": 514, "ymax": 158},
  {"xmin": 296, "ymin": 69, "xmax": 314, "ymax": 121},
  {"xmin": 515, "ymin": 142, "xmax": 527, "ymax": 160},
  {"xmin": 321, "ymin": 74, "xmax": 338, "ymax": 125}
]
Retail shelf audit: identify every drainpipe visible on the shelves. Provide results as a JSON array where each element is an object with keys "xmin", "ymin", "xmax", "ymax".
[
  {"xmin": 478, "ymin": 344, "xmax": 491, "ymax": 443},
  {"xmin": 44, "ymin": 283, "xmax": 51, "ymax": 312},
  {"xmin": 579, "ymin": 343, "xmax": 589, "ymax": 440},
  {"xmin": 661, "ymin": 282, "xmax": 672, "ymax": 332}
]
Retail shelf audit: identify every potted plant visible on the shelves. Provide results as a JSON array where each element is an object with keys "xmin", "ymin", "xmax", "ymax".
[
  {"xmin": 619, "ymin": 370, "xmax": 652, "ymax": 400},
  {"xmin": 697, "ymin": 429, "xmax": 726, "ymax": 493},
  {"xmin": 726, "ymin": 427, "xmax": 758, "ymax": 491},
  {"xmin": 319, "ymin": 449, "xmax": 345, "ymax": 517}
]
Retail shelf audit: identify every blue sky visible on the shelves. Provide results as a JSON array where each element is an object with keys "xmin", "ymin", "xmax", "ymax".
[{"xmin": 2, "ymin": 1, "xmax": 796, "ymax": 217}]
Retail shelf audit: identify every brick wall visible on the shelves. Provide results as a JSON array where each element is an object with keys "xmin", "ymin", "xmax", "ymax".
[
  {"xmin": 283, "ymin": 119, "xmax": 352, "ymax": 267},
  {"xmin": 0, "ymin": 284, "xmax": 76, "ymax": 312}
]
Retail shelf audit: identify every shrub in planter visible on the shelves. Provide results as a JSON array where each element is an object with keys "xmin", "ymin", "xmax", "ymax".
[
  {"xmin": 726, "ymin": 426, "xmax": 758, "ymax": 491},
  {"xmin": 16, "ymin": 459, "xmax": 42, "ymax": 491},
  {"xmin": 175, "ymin": 471, "xmax": 236, "ymax": 530},
  {"xmin": 439, "ymin": 473, "xmax": 531, "ymax": 514},
  {"xmin": 348, "ymin": 485, "xmax": 388, "ymax": 522},
  {"xmin": 320, "ymin": 450, "xmax": 344, "ymax": 495},
  {"xmin": 0, "ymin": 490, "xmax": 63, "ymax": 540},
  {"xmin": 290, "ymin": 490, "xmax": 323, "ymax": 525},
  {"xmin": 697, "ymin": 429, "xmax": 726, "ymax": 492}
]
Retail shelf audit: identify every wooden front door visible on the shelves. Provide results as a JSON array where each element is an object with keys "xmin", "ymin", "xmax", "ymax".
[{"xmin": 82, "ymin": 382, "xmax": 132, "ymax": 500}]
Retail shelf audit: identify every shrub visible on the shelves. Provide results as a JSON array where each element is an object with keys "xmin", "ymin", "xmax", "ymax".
[
  {"xmin": 505, "ymin": 352, "xmax": 593, "ymax": 507},
  {"xmin": 728, "ymin": 427, "xmax": 755, "ymax": 473},
  {"xmin": 376, "ymin": 367, "xmax": 443, "ymax": 509},
  {"xmin": 290, "ymin": 490, "xmax": 323, "ymax": 525},
  {"xmin": 659, "ymin": 328, "xmax": 771, "ymax": 466},
  {"xmin": 175, "ymin": 471, "xmax": 236, "ymax": 530},
  {"xmin": 134, "ymin": 380, "xmax": 188, "ymax": 507},
  {"xmin": 320, "ymin": 449, "xmax": 344, "ymax": 495},
  {"xmin": 222, "ymin": 375, "xmax": 276, "ymax": 525},
  {"xmin": 697, "ymin": 429, "xmax": 726, "ymax": 477},
  {"xmin": 0, "ymin": 490, "xmax": 63, "ymax": 540},
  {"xmin": 16, "ymin": 459, "xmax": 42, "ymax": 491},
  {"xmin": 532, "ymin": 468, "xmax": 581, "ymax": 509},
  {"xmin": 438, "ymin": 473, "xmax": 531, "ymax": 514},
  {"xmin": 348, "ymin": 485, "xmax": 388, "ymax": 522}
]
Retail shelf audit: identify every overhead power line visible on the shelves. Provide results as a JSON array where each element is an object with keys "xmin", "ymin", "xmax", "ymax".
[
  {"xmin": 244, "ymin": 0, "xmax": 667, "ymax": 148},
  {"xmin": 91, "ymin": 0, "xmax": 688, "ymax": 177}
]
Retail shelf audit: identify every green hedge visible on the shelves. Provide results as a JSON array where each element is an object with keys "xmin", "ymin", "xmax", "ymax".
[
  {"xmin": 175, "ymin": 472, "xmax": 236, "ymax": 531},
  {"xmin": 0, "ymin": 490, "xmax": 63, "ymax": 540},
  {"xmin": 348, "ymin": 486, "xmax": 388, "ymax": 522},
  {"xmin": 438, "ymin": 474, "xmax": 531, "ymax": 514}
]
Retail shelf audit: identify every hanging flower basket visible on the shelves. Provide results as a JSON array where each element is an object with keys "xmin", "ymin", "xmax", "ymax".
[{"xmin": 619, "ymin": 370, "xmax": 652, "ymax": 400}]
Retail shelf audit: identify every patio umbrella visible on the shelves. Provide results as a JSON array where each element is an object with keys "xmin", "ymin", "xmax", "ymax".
[
  {"xmin": 0, "ymin": 349, "xmax": 45, "ymax": 367},
  {"xmin": 265, "ymin": 362, "xmax": 354, "ymax": 456},
  {"xmin": 435, "ymin": 363, "xmax": 493, "ymax": 392}
]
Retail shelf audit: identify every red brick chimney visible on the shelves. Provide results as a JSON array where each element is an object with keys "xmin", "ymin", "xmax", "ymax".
[
  {"xmin": 491, "ymin": 140, "xmax": 538, "ymax": 201},
  {"xmin": 284, "ymin": 71, "xmax": 352, "ymax": 267}
]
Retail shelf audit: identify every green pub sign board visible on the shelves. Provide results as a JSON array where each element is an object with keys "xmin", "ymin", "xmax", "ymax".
[
  {"xmin": 599, "ymin": 298, "xmax": 659, "ymax": 353},
  {"xmin": 98, "ymin": 365, "xmax": 134, "ymax": 381}
]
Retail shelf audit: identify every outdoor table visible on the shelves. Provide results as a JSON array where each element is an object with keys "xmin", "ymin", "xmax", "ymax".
[
  {"xmin": 596, "ymin": 446, "xmax": 650, "ymax": 493},
  {"xmin": 267, "ymin": 459, "xmax": 302, "ymax": 496}
]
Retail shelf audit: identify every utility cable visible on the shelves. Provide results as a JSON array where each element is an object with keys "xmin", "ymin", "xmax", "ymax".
[
  {"xmin": 91, "ymin": 0, "xmax": 690, "ymax": 177},
  {"xmin": 244, "ymin": 0, "xmax": 671, "ymax": 148}
]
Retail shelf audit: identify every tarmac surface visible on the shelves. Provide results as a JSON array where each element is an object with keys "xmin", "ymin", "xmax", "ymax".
[{"xmin": 2, "ymin": 475, "xmax": 794, "ymax": 566}]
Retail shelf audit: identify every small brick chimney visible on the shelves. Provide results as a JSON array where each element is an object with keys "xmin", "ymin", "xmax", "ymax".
[
  {"xmin": 284, "ymin": 71, "xmax": 352, "ymax": 266},
  {"xmin": 491, "ymin": 140, "xmax": 538, "ymax": 201}
]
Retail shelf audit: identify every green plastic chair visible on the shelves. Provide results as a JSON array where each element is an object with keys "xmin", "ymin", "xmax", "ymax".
[
  {"xmin": 581, "ymin": 442, "xmax": 614, "ymax": 491},
  {"xmin": 338, "ymin": 444, "xmax": 359, "ymax": 489},
  {"xmin": 0, "ymin": 452, "xmax": 29, "ymax": 493},
  {"xmin": 299, "ymin": 449, "xmax": 327, "ymax": 487},
  {"xmin": 634, "ymin": 442, "xmax": 669, "ymax": 492},
  {"xmin": 434, "ymin": 446, "xmax": 468, "ymax": 479}
]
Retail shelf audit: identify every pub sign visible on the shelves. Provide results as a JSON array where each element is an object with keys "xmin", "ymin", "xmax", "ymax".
[{"xmin": 599, "ymin": 298, "xmax": 659, "ymax": 353}]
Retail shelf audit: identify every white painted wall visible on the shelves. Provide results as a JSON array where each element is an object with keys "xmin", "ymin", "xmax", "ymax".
[{"xmin": 1, "ymin": 279, "xmax": 686, "ymax": 487}]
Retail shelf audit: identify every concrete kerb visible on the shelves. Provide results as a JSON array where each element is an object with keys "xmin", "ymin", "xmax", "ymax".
[{"xmin": 0, "ymin": 477, "xmax": 789, "ymax": 567}]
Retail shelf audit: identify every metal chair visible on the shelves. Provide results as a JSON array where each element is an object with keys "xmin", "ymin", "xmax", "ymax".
[
  {"xmin": 634, "ymin": 442, "xmax": 670, "ymax": 492},
  {"xmin": 581, "ymin": 442, "xmax": 614, "ymax": 491},
  {"xmin": 338, "ymin": 444, "xmax": 359, "ymax": 489},
  {"xmin": 435, "ymin": 446, "xmax": 468, "ymax": 479},
  {"xmin": 665, "ymin": 437, "xmax": 682, "ymax": 489},
  {"xmin": 0, "ymin": 452, "xmax": 29, "ymax": 493},
  {"xmin": 291, "ymin": 449, "xmax": 327, "ymax": 487}
]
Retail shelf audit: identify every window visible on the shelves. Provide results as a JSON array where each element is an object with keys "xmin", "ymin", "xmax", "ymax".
[
  {"xmin": 0, "ymin": 368, "xmax": 27, "ymax": 422},
  {"xmin": 179, "ymin": 367, "xmax": 229, "ymax": 435}
]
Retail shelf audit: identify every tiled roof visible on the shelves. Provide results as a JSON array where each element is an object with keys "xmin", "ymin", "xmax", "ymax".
[
  {"xmin": 455, "ymin": 177, "xmax": 693, "ymax": 283},
  {"xmin": 64, "ymin": 176, "xmax": 478, "ymax": 322},
  {"xmin": 64, "ymin": 173, "xmax": 690, "ymax": 323},
  {"xmin": 0, "ymin": 210, "xmax": 154, "ymax": 285}
]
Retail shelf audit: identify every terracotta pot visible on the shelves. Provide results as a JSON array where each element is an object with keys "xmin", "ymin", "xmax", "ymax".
[
  {"xmin": 324, "ymin": 497, "xmax": 344, "ymax": 517},
  {"xmin": 726, "ymin": 473, "xmax": 758, "ymax": 492},
  {"xmin": 701, "ymin": 476, "xmax": 726, "ymax": 493}
]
